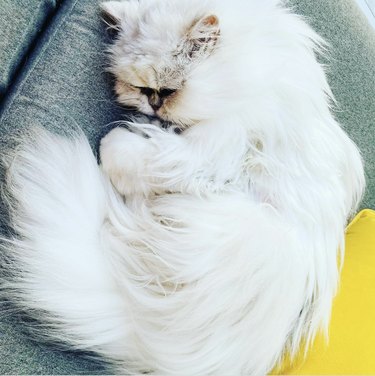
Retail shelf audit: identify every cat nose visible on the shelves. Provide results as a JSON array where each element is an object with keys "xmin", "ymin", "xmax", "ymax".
[
  {"xmin": 150, "ymin": 101, "xmax": 162, "ymax": 111},
  {"xmin": 148, "ymin": 93, "xmax": 163, "ymax": 111}
]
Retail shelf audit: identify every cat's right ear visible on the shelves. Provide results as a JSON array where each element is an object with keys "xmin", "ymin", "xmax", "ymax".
[
  {"xmin": 101, "ymin": 1, "xmax": 140, "ymax": 29},
  {"xmin": 184, "ymin": 14, "xmax": 221, "ymax": 59}
]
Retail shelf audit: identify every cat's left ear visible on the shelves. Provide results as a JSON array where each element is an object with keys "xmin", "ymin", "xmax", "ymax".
[
  {"xmin": 185, "ymin": 15, "xmax": 220, "ymax": 58},
  {"xmin": 101, "ymin": 1, "xmax": 140, "ymax": 29}
]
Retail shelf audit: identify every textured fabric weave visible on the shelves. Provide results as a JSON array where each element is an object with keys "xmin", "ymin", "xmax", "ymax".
[
  {"xmin": 0, "ymin": 0, "xmax": 57, "ymax": 98},
  {"xmin": 290, "ymin": 0, "xmax": 375, "ymax": 211}
]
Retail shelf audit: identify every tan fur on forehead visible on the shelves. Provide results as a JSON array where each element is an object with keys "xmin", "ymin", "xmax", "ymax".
[{"xmin": 133, "ymin": 65, "xmax": 158, "ymax": 87}]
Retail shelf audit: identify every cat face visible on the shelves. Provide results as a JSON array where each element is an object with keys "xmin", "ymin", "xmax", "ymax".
[{"xmin": 102, "ymin": 0, "xmax": 220, "ymax": 127}]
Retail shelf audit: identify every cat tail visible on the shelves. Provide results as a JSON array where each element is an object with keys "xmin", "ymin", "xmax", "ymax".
[{"xmin": 0, "ymin": 127, "xmax": 129, "ymax": 364}]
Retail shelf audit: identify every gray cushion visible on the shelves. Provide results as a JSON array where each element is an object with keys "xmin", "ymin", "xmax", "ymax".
[
  {"xmin": 289, "ymin": 0, "xmax": 375, "ymax": 210},
  {"xmin": 0, "ymin": 0, "xmax": 374, "ymax": 374},
  {"xmin": 0, "ymin": 0, "xmax": 119, "ymax": 373},
  {"xmin": 0, "ymin": 315, "xmax": 108, "ymax": 375},
  {"xmin": 0, "ymin": 0, "xmax": 57, "ymax": 98},
  {"xmin": 0, "ymin": 0, "xmax": 123, "ymax": 145}
]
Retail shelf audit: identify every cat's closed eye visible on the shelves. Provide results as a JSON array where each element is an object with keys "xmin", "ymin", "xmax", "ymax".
[
  {"xmin": 136, "ymin": 86, "xmax": 177, "ymax": 99},
  {"xmin": 138, "ymin": 87, "xmax": 154, "ymax": 97},
  {"xmin": 159, "ymin": 88, "xmax": 176, "ymax": 98}
]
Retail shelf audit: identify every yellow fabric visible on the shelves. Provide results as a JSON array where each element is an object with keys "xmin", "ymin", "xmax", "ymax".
[{"xmin": 277, "ymin": 209, "xmax": 375, "ymax": 375}]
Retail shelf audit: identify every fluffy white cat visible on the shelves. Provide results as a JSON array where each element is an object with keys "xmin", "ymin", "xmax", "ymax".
[{"xmin": 1, "ymin": 0, "xmax": 365, "ymax": 374}]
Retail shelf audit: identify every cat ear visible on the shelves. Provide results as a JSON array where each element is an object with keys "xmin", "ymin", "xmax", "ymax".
[
  {"xmin": 101, "ymin": 1, "xmax": 140, "ymax": 28},
  {"xmin": 186, "ymin": 15, "xmax": 220, "ymax": 58}
]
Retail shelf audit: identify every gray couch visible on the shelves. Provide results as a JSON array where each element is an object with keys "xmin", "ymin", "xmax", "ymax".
[{"xmin": 0, "ymin": 0, "xmax": 374, "ymax": 373}]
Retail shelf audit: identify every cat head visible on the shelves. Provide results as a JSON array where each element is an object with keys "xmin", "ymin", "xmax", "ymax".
[
  {"xmin": 102, "ymin": 0, "xmax": 328, "ymax": 133},
  {"xmin": 102, "ymin": 0, "xmax": 222, "ymax": 127}
]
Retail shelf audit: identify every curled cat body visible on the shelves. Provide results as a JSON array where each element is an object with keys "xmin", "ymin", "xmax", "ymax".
[{"xmin": 1, "ymin": 0, "xmax": 365, "ymax": 374}]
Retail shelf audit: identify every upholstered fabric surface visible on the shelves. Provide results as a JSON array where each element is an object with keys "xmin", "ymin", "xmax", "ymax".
[
  {"xmin": 0, "ymin": 0, "xmax": 120, "ymax": 373},
  {"xmin": 0, "ymin": 0, "xmax": 374, "ymax": 374},
  {"xmin": 0, "ymin": 0, "xmax": 58, "ymax": 98},
  {"xmin": 290, "ymin": 0, "xmax": 375, "ymax": 211}
]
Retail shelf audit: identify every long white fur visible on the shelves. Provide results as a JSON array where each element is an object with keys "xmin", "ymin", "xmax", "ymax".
[{"xmin": 1, "ymin": 0, "xmax": 365, "ymax": 375}]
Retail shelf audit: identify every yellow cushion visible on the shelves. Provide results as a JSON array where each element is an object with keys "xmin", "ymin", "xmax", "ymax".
[{"xmin": 278, "ymin": 209, "xmax": 375, "ymax": 375}]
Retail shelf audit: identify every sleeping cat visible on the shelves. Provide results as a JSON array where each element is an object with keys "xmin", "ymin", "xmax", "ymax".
[{"xmin": 1, "ymin": 0, "xmax": 365, "ymax": 374}]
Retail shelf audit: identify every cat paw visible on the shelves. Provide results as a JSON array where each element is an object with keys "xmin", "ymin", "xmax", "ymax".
[{"xmin": 100, "ymin": 127, "xmax": 153, "ymax": 197}]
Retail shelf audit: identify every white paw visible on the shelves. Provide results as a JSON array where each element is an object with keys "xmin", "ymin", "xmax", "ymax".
[{"xmin": 100, "ymin": 127, "xmax": 153, "ymax": 197}]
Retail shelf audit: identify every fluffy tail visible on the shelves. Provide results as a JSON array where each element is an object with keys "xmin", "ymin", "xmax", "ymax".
[{"xmin": 0, "ymin": 128, "xmax": 128, "ymax": 362}]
